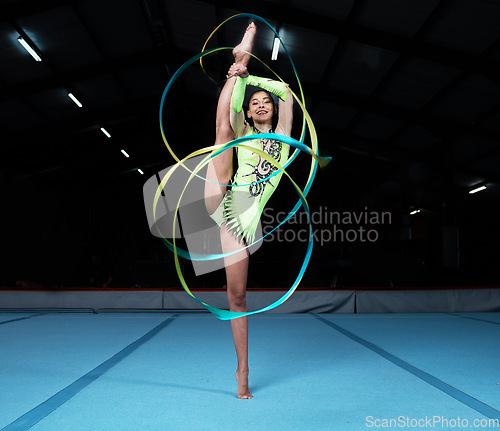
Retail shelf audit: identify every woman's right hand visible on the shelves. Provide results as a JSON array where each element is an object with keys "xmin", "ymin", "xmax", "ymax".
[{"xmin": 226, "ymin": 63, "xmax": 249, "ymax": 79}]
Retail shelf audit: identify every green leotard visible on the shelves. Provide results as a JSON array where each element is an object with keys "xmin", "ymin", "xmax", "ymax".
[{"xmin": 210, "ymin": 126, "xmax": 289, "ymax": 245}]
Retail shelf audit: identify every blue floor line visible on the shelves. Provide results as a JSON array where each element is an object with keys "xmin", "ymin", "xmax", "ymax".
[
  {"xmin": 449, "ymin": 313, "xmax": 500, "ymax": 327},
  {"xmin": 1, "ymin": 314, "xmax": 179, "ymax": 431},
  {"xmin": 0, "ymin": 313, "xmax": 48, "ymax": 326},
  {"xmin": 313, "ymin": 314, "xmax": 500, "ymax": 421}
]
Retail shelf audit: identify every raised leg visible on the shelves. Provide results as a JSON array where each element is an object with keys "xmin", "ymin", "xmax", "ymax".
[
  {"xmin": 233, "ymin": 22, "xmax": 256, "ymax": 67},
  {"xmin": 204, "ymin": 76, "xmax": 237, "ymax": 215},
  {"xmin": 220, "ymin": 225, "xmax": 252, "ymax": 399},
  {"xmin": 205, "ymin": 23, "xmax": 257, "ymax": 214}
]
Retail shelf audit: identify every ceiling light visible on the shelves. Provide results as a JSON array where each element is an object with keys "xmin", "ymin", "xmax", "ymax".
[
  {"xmin": 271, "ymin": 37, "xmax": 280, "ymax": 61},
  {"xmin": 469, "ymin": 185, "xmax": 486, "ymax": 194},
  {"xmin": 18, "ymin": 36, "xmax": 42, "ymax": 61},
  {"xmin": 100, "ymin": 127, "xmax": 111, "ymax": 138},
  {"xmin": 410, "ymin": 209, "xmax": 420, "ymax": 215},
  {"xmin": 121, "ymin": 149, "xmax": 130, "ymax": 158},
  {"xmin": 68, "ymin": 93, "xmax": 82, "ymax": 108},
  {"xmin": 137, "ymin": 168, "xmax": 144, "ymax": 175}
]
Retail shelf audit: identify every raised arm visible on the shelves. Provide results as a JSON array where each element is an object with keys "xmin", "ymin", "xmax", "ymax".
[
  {"xmin": 227, "ymin": 68, "xmax": 294, "ymax": 138},
  {"xmin": 277, "ymin": 84, "xmax": 293, "ymax": 137},
  {"xmin": 244, "ymin": 75, "xmax": 292, "ymax": 136}
]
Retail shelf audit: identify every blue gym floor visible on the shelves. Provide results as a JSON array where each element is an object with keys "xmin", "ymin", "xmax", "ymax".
[{"xmin": 1, "ymin": 312, "xmax": 499, "ymax": 430}]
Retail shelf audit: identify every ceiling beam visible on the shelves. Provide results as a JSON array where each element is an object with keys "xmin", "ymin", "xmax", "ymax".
[
  {"xmin": 0, "ymin": 49, "xmax": 167, "ymax": 101},
  {"xmin": 2, "ymin": 53, "xmax": 498, "ymax": 146},
  {"xmin": 343, "ymin": 0, "xmax": 448, "ymax": 134},
  {"xmin": 197, "ymin": 0, "xmax": 500, "ymax": 85},
  {"xmin": 0, "ymin": 0, "xmax": 80, "ymax": 21},
  {"xmin": 306, "ymin": 85, "xmax": 499, "ymax": 143},
  {"xmin": 71, "ymin": 2, "xmax": 135, "ymax": 101},
  {"xmin": 307, "ymin": 0, "xmax": 360, "ymax": 115},
  {"xmin": 7, "ymin": 0, "xmax": 498, "ymax": 85}
]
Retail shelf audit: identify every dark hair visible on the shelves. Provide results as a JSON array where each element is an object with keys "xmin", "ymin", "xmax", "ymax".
[{"xmin": 245, "ymin": 90, "xmax": 278, "ymax": 131}]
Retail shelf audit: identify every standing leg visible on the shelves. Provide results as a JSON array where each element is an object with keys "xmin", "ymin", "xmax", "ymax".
[
  {"xmin": 220, "ymin": 21, "xmax": 257, "ymax": 400},
  {"xmin": 220, "ymin": 225, "xmax": 252, "ymax": 399},
  {"xmin": 205, "ymin": 21, "xmax": 257, "ymax": 400}
]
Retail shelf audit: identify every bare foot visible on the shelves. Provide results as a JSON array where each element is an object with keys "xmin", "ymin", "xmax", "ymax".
[
  {"xmin": 235, "ymin": 369, "xmax": 253, "ymax": 399},
  {"xmin": 233, "ymin": 22, "xmax": 256, "ymax": 67}
]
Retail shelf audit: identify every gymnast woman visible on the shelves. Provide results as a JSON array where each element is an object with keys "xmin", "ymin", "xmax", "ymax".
[{"xmin": 204, "ymin": 22, "xmax": 293, "ymax": 399}]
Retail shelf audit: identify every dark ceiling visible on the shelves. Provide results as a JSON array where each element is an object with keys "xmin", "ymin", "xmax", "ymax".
[{"xmin": 1, "ymin": 0, "xmax": 499, "ymax": 288}]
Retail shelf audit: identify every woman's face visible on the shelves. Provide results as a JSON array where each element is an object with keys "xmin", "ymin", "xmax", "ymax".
[{"xmin": 247, "ymin": 91, "xmax": 276, "ymax": 124}]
